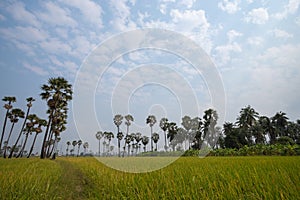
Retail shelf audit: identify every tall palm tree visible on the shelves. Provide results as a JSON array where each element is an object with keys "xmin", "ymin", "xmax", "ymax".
[
  {"xmin": 236, "ymin": 105, "xmax": 258, "ymax": 129},
  {"xmin": 125, "ymin": 134, "xmax": 132, "ymax": 156},
  {"xmin": 40, "ymin": 77, "xmax": 72, "ymax": 159},
  {"xmin": 3, "ymin": 108, "xmax": 25, "ymax": 158},
  {"xmin": 271, "ymin": 111, "xmax": 289, "ymax": 137},
  {"xmin": 141, "ymin": 136, "xmax": 149, "ymax": 152},
  {"xmin": 16, "ymin": 97, "xmax": 35, "ymax": 151},
  {"xmin": 104, "ymin": 132, "xmax": 114, "ymax": 154},
  {"xmin": 116, "ymin": 131, "xmax": 124, "ymax": 157},
  {"xmin": 1, "ymin": 96, "xmax": 16, "ymax": 150},
  {"xmin": 66, "ymin": 141, "xmax": 71, "ymax": 156},
  {"xmin": 27, "ymin": 118, "xmax": 47, "ymax": 158},
  {"xmin": 181, "ymin": 116, "xmax": 192, "ymax": 150},
  {"xmin": 159, "ymin": 118, "xmax": 169, "ymax": 151},
  {"xmin": 113, "ymin": 114, "xmax": 123, "ymax": 135},
  {"xmin": 152, "ymin": 132, "xmax": 160, "ymax": 151},
  {"xmin": 135, "ymin": 132, "xmax": 142, "ymax": 154},
  {"xmin": 146, "ymin": 115, "xmax": 156, "ymax": 152},
  {"xmin": 77, "ymin": 140, "xmax": 82, "ymax": 156},
  {"xmin": 96, "ymin": 131, "xmax": 103, "ymax": 156},
  {"xmin": 167, "ymin": 122, "xmax": 178, "ymax": 151},
  {"xmin": 9, "ymin": 114, "xmax": 37, "ymax": 158},
  {"xmin": 124, "ymin": 114, "xmax": 134, "ymax": 153},
  {"xmin": 72, "ymin": 140, "xmax": 77, "ymax": 156}
]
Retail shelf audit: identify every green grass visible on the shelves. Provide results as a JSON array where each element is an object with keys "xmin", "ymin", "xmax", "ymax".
[{"xmin": 1, "ymin": 157, "xmax": 299, "ymax": 199}]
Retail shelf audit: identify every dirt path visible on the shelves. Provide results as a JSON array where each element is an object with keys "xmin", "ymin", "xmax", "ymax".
[{"xmin": 55, "ymin": 159, "xmax": 97, "ymax": 200}]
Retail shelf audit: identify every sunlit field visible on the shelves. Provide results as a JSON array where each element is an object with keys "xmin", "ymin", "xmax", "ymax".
[{"xmin": 0, "ymin": 156, "xmax": 299, "ymax": 199}]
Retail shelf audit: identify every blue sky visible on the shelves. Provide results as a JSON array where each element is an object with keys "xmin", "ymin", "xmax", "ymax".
[{"xmin": 0, "ymin": 0, "xmax": 300, "ymax": 153}]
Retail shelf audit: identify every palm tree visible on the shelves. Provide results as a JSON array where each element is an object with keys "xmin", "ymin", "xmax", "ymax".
[
  {"xmin": 159, "ymin": 118, "xmax": 169, "ymax": 151},
  {"xmin": 236, "ymin": 105, "xmax": 258, "ymax": 128},
  {"xmin": 141, "ymin": 136, "xmax": 149, "ymax": 152},
  {"xmin": 271, "ymin": 111, "xmax": 289, "ymax": 138},
  {"xmin": 17, "ymin": 114, "xmax": 39, "ymax": 158},
  {"xmin": 104, "ymin": 132, "xmax": 114, "ymax": 154},
  {"xmin": 125, "ymin": 134, "xmax": 132, "ymax": 156},
  {"xmin": 116, "ymin": 131, "xmax": 124, "ymax": 157},
  {"xmin": 113, "ymin": 114, "xmax": 123, "ymax": 135},
  {"xmin": 83, "ymin": 142, "xmax": 89, "ymax": 155},
  {"xmin": 3, "ymin": 108, "xmax": 25, "ymax": 158},
  {"xmin": 27, "ymin": 118, "xmax": 47, "ymax": 158},
  {"xmin": 72, "ymin": 140, "xmax": 77, "ymax": 156},
  {"xmin": 152, "ymin": 132, "xmax": 160, "ymax": 151},
  {"xmin": 16, "ymin": 97, "xmax": 35, "ymax": 151},
  {"xmin": 40, "ymin": 77, "xmax": 72, "ymax": 159},
  {"xmin": 96, "ymin": 131, "xmax": 103, "ymax": 156},
  {"xmin": 66, "ymin": 141, "xmax": 71, "ymax": 156},
  {"xmin": 181, "ymin": 116, "xmax": 192, "ymax": 150},
  {"xmin": 167, "ymin": 122, "xmax": 178, "ymax": 151},
  {"xmin": 9, "ymin": 114, "xmax": 37, "ymax": 158},
  {"xmin": 135, "ymin": 132, "xmax": 142, "ymax": 154},
  {"xmin": 77, "ymin": 140, "xmax": 82, "ymax": 156},
  {"xmin": 1, "ymin": 96, "xmax": 16, "ymax": 151},
  {"xmin": 146, "ymin": 115, "xmax": 156, "ymax": 152},
  {"xmin": 124, "ymin": 114, "xmax": 134, "ymax": 153}
]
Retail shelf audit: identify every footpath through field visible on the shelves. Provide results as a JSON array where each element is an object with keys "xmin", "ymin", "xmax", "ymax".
[{"xmin": 55, "ymin": 159, "xmax": 98, "ymax": 200}]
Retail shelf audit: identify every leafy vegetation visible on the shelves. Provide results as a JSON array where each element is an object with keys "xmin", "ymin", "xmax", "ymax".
[{"xmin": 1, "ymin": 157, "xmax": 299, "ymax": 199}]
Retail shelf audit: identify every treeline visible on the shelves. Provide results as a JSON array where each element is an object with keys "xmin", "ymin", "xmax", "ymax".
[
  {"xmin": 0, "ymin": 77, "xmax": 73, "ymax": 159},
  {"xmin": 95, "ymin": 105, "xmax": 299, "ymax": 157}
]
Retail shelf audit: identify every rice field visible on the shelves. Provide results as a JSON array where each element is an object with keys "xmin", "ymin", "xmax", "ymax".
[{"xmin": 0, "ymin": 156, "xmax": 299, "ymax": 199}]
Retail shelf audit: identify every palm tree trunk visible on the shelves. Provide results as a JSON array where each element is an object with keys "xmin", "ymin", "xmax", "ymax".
[
  {"xmin": 0, "ymin": 108, "xmax": 10, "ymax": 150},
  {"xmin": 15, "ymin": 106, "xmax": 30, "ymax": 150},
  {"xmin": 164, "ymin": 130, "xmax": 167, "ymax": 151},
  {"xmin": 8, "ymin": 129, "xmax": 27, "ymax": 158},
  {"xmin": 118, "ymin": 140, "xmax": 121, "ymax": 157},
  {"xmin": 27, "ymin": 133, "xmax": 38, "ymax": 158},
  {"xmin": 40, "ymin": 111, "xmax": 53, "ymax": 159},
  {"xmin": 46, "ymin": 130, "xmax": 54, "ymax": 157},
  {"xmin": 151, "ymin": 126, "xmax": 153, "ymax": 152},
  {"xmin": 3, "ymin": 122, "xmax": 16, "ymax": 158},
  {"xmin": 17, "ymin": 133, "xmax": 29, "ymax": 158},
  {"xmin": 98, "ymin": 139, "xmax": 101, "ymax": 156}
]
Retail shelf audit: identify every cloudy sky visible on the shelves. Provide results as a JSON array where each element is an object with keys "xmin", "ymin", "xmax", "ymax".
[{"xmin": 0, "ymin": 0, "xmax": 299, "ymax": 153}]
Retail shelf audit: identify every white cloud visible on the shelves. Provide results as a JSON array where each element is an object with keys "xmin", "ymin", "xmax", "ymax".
[
  {"xmin": 218, "ymin": 0, "xmax": 241, "ymax": 14},
  {"xmin": 245, "ymin": 8, "xmax": 269, "ymax": 24},
  {"xmin": 227, "ymin": 30, "xmax": 242, "ymax": 43},
  {"xmin": 6, "ymin": 1, "xmax": 40, "ymax": 27},
  {"xmin": 39, "ymin": 38, "xmax": 72, "ymax": 54},
  {"xmin": 0, "ymin": 26, "xmax": 49, "ymax": 43},
  {"xmin": 160, "ymin": 4, "xmax": 167, "ymax": 14},
  {"xmin": 109, "ymin": 0, "xmax": 137, "ymax": 31},
  {"xmin": 214, "ymin": 42, "xmax": 242, "ymax": 66},
  {"xmin": 273, "ymin": 0, "xmax": 300, "ymax": 20},
  {"xmin": 23, "ymin": 63, "xmax": 49, "ymax": 76},
  {"xmin": 37, "ymin": 2, "xmax": 77, "ymax": 28},
  {"xmin": 179, "ymin": 0, "xmax": 196, "ymax": 9},
  {"xmin": 59, "ymin": 0, "xmax": 103, "ymax": 28},
  {"xmin": 247, "ymin": 36, "xmax": 264, "ymax": 46},
  {"xmin": 271, "ymin": 29, "xmax": 293, "ymax": 39}
]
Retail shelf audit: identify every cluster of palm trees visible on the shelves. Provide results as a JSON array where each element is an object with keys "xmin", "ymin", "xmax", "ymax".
[
  {"xmin": 0, "ymin": 77, "xmax": 73, "ymax": 159},
  {"xmin": 220, "ymin": 105, "xmax": 300, "ymax": 149},
  {"xmin": 65, "ymin": 140, "xmax": 89, "ymax": 156},
  {"xmin": 0, "ymin": 97, "xmax": 47, "ymax": 158},
  {"xmin": 95, "ymin": 110, "xmax": 219, "ymax": 157}
]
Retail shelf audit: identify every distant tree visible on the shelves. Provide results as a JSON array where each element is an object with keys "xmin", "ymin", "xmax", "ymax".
[
  {"xmin": 96, "ymin": 131, "xmax": 103, "ymax": 156},
  {"xmin": 159, "ymin": 118, "xmax": 169, "ymax": 151},
  {"xmin": 104, "ymin": 132, "xmax": 114, "ymax": 154},
  {"xmin": 141, "ymin": 136, "xmax": 149, "ymax": 152},
  {"xmin": 77, "ymin": 140, "xmax": 82, "ymax": 157},
  {"xmin": 72, "ymin": 140, "xmax": 77, "ymax": 156},
  {"xmin": 117, "ymin": 131, "xmax": 124, "ymax": 157},
  {"xmin": 0, "ymin": 96, "xmax": 16, "ymax": 151},
  {"xmin": 124, "ymin": 114, "xmax": 134, "ymax": 154},
  {"xmin": 3, "ymin": 108, "xmax": 25, "ymax": 158},
  {"xmin": 152, "ymin": 133, "xmax": 159, "ymax": 151},
  {"xmin": 181, "ymin": 116, "xmax": 192, "ymax": 149},
  {"xmin": 271, "ymin": 111, "xmax": 288, "ymax": 138},
  {"xmin": 125, "ymin": 134, "xmax": 132, "ymax": 156},
  {"xmin": 66, "ymin": 141, "xmax": 71, "ymax": 156},
  {"xmin": 135, "ymin": 132, "xmax": 142, "ymax": 154},
  {"xmin": 27, "ymin": 118, "xmax": 47, "ymax": 158},
  {"xmin": 167, "ymin": 122, "xmax": 178, "ymax": 151},
  {"xmin": 146, "ymin": 115, "xmax": 156, "ymax": 152}
]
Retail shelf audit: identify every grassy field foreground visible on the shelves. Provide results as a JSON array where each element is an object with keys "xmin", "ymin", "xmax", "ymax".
[{"xmin": 0, "ymin": 157, "xmax": 299, "ymax": 199}]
